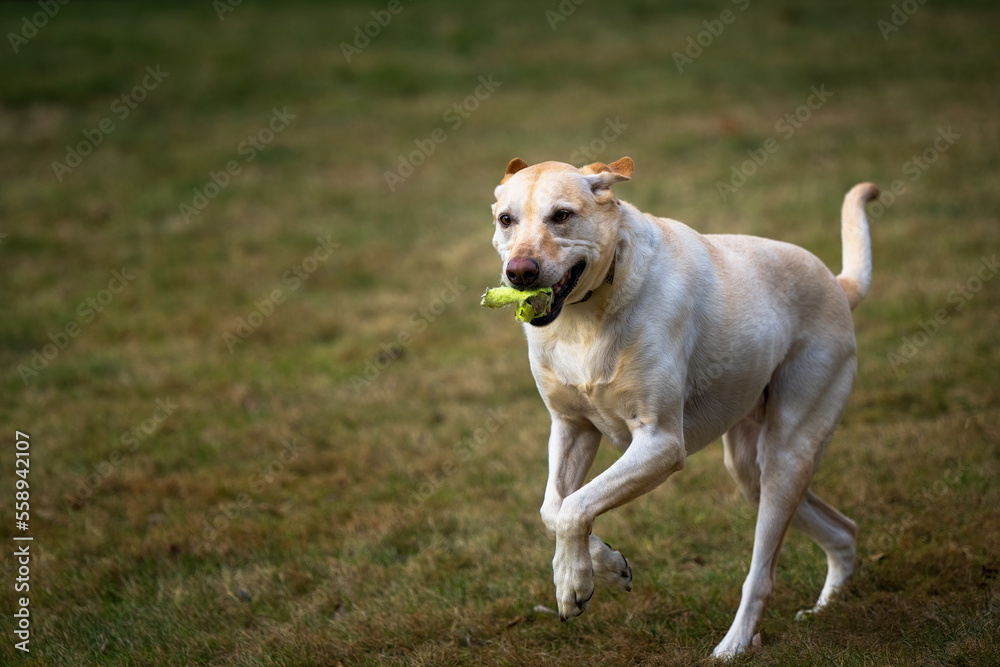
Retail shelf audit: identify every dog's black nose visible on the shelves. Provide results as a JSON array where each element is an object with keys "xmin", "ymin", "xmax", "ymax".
[{"xmin": 506, "ymin": 257, "xmax": 540, "ymax": 287}]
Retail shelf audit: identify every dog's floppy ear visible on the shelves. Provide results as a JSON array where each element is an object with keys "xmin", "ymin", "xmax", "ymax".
[
  {"xmin": 500, "ymin": 158, "xmax": 529, "ymax": 184},
  {"xmin": 583, "ymin": 156, "xmax": 633, "ymax": 193},
  {"xmin": 495, "ymin": 157, "xmax": 529, "ymax": 199}
]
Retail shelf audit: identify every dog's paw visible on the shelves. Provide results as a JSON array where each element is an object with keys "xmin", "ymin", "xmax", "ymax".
[
  {"xmin": 556, "ymin": 579, "xmax": 594, "ymax": 622},
  {"xmin": 795, "ymin": 601, "xmax": 831, "ymax": 621},
  {"xmin": 795, "ymin": 585, "xmax": 844, "ymax": 621},
  {"xmin": 794, "ymin": 607, "xmax": 817, "ymax": 622},
  {"xmin": 590, "ymin": 534, "xmax": 632, "ymax": 592},
  {"xmin": 711, "ymin": 633, "xmax": 759, "ymax": 660},
  {"xmin": 553, "ymin": 537, "xmax": 595, "ymax": 621}
]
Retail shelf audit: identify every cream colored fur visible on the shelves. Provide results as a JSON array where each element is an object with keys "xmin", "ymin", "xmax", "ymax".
[{"xmin": 490, "ymin": 156, "xmax": 878, "ymax": 658}]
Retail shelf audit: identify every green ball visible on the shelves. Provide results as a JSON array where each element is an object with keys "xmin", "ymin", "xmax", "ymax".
[{"xmin": 480, "ymin": 286, "xmax": 554, "ymax": 323}]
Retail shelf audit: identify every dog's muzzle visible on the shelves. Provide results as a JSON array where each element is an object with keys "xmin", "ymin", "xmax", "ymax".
[{"xmin": 527, "ymin": 261, "xmax": 587, "ymax": 327}]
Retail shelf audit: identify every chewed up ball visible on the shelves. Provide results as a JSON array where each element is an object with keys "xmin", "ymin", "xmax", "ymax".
[{"xmin": 480, "ymin": 286, "xmax": 553, "ymax": 323}]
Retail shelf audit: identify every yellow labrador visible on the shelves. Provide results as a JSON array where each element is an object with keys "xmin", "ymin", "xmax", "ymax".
[{"xmin": 490, "ymin": 156, "xmax": 877, "ymax": 658}]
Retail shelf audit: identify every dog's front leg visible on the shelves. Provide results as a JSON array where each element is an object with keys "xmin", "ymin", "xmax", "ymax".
[
  {"xmin": 540, "ymin": 418, "xmax": 602, "ymax": 536},
  {"xmin": 553, "ymin": 422, "xmax": 685, "ymax": 620},
  {"xmin": 541, "ymin": 419, "xmax": 634, "ymax": 609}
]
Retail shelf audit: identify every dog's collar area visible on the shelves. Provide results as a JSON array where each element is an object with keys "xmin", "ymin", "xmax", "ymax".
[{"xmin": 570, "ymin": 253, "xmax": 616, "ymax": 305}]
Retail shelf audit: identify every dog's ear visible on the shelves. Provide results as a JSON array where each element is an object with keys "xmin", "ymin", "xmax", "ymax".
[
  {"xmin": 496, "ymin": 158, "xmax": 529, "ymax": 199},
  {"xmin": 607, "ymin": 157, "xmax": 633, "ymax": 179},
  {"xmin": 500, "ymin": 158, "xmax": 529, "ymax": 184},
  {"xmin": 584, "ymin": 156, "xmax": 633, "ymax": 193}
]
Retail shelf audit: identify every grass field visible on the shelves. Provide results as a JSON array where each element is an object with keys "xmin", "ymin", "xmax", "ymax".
[{"xmin": 1, "ymin": 1, "xmax": 998, "ymax": 664}]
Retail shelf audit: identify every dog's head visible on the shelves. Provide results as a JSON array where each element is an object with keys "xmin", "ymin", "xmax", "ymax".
[{"xmin": 491, "ymin": 156, "xmax": 632, "ymax": 326}]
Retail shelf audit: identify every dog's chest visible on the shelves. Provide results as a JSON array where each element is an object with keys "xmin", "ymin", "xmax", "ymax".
[
  {"xmin": 575, "ymin": 386, "xmax": 634, "ymax": 450},
  {"xmin": 530, "ymin": 336, "xmax": 635, "ymax": 450}
]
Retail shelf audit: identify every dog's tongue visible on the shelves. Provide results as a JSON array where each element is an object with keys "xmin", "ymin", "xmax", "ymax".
[{"xmin": 480, "ymin": 286, "xmax": 553, "ymax": 323}]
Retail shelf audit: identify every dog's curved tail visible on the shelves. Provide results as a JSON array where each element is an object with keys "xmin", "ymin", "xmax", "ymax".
[{"xmin": 836, "ymin": 182, "xmax": 879, "ymax": 311}]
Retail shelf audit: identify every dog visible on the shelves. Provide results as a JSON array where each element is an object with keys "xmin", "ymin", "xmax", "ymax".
[{"xmin": 489, "ymin": 156, "xmax": 877, "ymax": 658}]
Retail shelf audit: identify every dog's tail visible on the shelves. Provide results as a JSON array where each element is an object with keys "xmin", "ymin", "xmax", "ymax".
[{"xmin": 836, "ymin": 182, "xmax": 879, "ymax": 311}]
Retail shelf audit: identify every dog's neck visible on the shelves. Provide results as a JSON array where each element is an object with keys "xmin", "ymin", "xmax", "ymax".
[
  {"xmin": 523, "ymin": 203, "xmax": 660, "ymax": 385},
  {"xmin": 569, "ymin": 253, "xmax": 616, "ymax": 305},
  {"xmin": 547, "ymin": 201, "xmax": 660, "ymax": 329}
]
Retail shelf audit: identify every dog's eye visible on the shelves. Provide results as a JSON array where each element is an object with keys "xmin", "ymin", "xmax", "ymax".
[
  {"xmin": 498, "ymin": 213, "xmax": 512, "ymax": 227},
  {"xmin": 552, "ymin": 210, "xmax": 572, "ymax": 223}
]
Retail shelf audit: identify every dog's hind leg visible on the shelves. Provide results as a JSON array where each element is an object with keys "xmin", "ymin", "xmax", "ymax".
[
  {"xmin": 713, "ymin": 445, "xmax": 807, "ymax": 658},
  {"xmin": 713, "ymin": 348, "xmax": 856, "ymax": 659},
  {"xmin": 723, "ymin": 396, "xmax": 856, "ymax": 617},
  {"xmin": 790, "ymin": 488, "xmax": 857, "ymax": 618},
  {"xmin": 723, "ymin": 393, "xmax": 766, "ymax": 506}
]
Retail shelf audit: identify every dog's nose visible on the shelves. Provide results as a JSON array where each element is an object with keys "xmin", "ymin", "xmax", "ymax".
[{"xmin": 506, "ymin": 257, "xmax": 540, "ymax": 287}]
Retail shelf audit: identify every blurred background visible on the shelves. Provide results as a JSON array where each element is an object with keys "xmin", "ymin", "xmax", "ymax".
[{"xmin": 1, "ymin": 1, "xmax": 997, "ymax": 664}]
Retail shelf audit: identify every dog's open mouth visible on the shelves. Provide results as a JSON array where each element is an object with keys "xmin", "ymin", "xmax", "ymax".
[{"xmin": 528, "ymin": 261, "xmax": 586, "ymax": 327}]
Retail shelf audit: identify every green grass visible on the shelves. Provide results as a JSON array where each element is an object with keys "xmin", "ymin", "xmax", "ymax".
[{"xmin": 1, "ymin": 1, "xmax": 998, "ymax": 664}]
